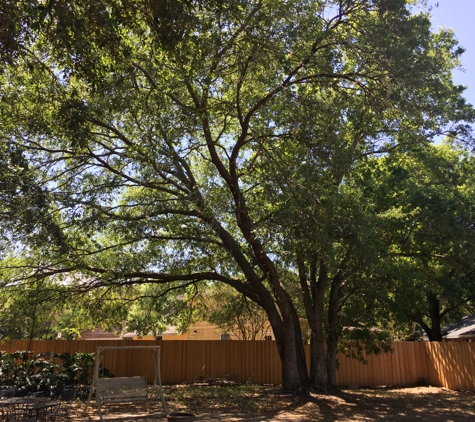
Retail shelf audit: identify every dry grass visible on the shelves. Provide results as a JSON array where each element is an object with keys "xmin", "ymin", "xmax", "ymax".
[{"xmin": 74, "ymin": 383, "xmax": 475, "ymax": 421}]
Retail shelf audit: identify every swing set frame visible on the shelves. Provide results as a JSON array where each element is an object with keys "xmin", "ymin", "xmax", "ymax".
[{"xmin": 87, "ymin": 345, "xmax": 168, "ymax": 416}]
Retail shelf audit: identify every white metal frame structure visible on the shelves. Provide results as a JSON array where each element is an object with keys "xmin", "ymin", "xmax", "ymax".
[{"xmin": 87, "ymin": 345, "xmax": 168, "ymax": 414}]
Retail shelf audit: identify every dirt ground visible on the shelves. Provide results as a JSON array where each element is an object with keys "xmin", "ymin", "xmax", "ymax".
[{"xmin": 73, "ymin": 384, "xmax": 475, "ymax": 421}]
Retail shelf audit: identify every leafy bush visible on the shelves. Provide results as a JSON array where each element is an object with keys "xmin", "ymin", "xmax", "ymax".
[
  {"xmin": 415, "ymin": 377, "xmax": 430, "ymax": 387},
  {"xmin": 0, "ymin": 350, "xmax": 113, "ymax": 399}
]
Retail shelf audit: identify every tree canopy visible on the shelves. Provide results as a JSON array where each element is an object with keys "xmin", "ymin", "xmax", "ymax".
[
  {"xmin": 0, "ymin": 0, "xmax": 474, "ymax": 393},
  {"xmin": 362, "ymin": 142, "xmax": 475, "ymax": 341}
]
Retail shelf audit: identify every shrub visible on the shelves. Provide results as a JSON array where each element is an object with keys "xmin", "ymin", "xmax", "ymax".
[
  {"xmin": 0, "ymin": 350, "xmax": 113, "ymax": 399},
  {"xmin": 415, "ymin": 377, "xmax": 430, "ymax": 387}
]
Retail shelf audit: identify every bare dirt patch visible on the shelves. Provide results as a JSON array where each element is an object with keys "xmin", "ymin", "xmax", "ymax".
[{"xmin": 74, "ymin": 384, "xmax": 475, "ymax": 421}]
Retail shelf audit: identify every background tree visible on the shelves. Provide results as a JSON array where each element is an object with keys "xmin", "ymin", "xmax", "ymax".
[
  {"xmin": 0, "ymin": 0, "xmax": 473, "ymax": 393},
  {"xmin": 361, "ymin": 142, "xmax": 475, "ymax": 341},
  {"xmin": 194, "ymin": 284, "xmax": 272, "ymax": 340},
  {"xmin": 0, "ymin": 280, "xmax": 57, "ymax": 342},
  {"xmin": 124, "ymin": 282, "xmax": 199, "ymax": 337}
]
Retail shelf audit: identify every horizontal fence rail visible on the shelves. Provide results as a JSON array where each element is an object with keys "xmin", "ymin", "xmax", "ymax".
[{"xmin": 1, "ymin": 340, "xmax": 474, "ymax": 391}]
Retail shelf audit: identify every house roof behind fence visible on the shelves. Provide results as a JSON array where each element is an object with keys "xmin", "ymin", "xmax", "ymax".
[{"xmin": 442, "ymin": 314, "xmax": 475, "ymax": 338}]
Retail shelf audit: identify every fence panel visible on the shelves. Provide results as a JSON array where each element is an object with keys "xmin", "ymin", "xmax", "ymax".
[
  {"xmin": 335, "ymin": 342, "xmax": 440, "ymax": 387},
  {"xmin": 424, "ymin": 342, "xmax": 475, "ymax": 391},
  {"xmin": 1, "ymin": 340, "xmax": 474, "ymax": 391}
]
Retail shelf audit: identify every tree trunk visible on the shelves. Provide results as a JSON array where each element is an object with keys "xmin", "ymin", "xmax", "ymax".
[
  {"xmin": 427, "ymin": 293, "xmax": 443, "ymax": 341},
  {"xmin": 284, "ymin": 289, "xmax": 311, "ymax": 389},
  {"xmin": 309, "ymin": 326, "xmax": 328, "ymax": 390},
  {"xmin": 414, "ymin": 293, "xmax": 444, "ymax": 341},
  {"xmin": 326, "ymin": 271, "xmax": 344, "ymax": 391},
  {"xmin": 326, "ymin": 335, "xmax": 338, "ymax": 391},
  {"xmin": 261, "ymin": 293, "xmax": 309, "ymax": 393},
  {"xmin": 307, "ymin": 282, "xmax": 328, "ymax": 390},
  {"xmin": 326, "ymin": 276, "xmax": 343, "ymax": 392},
  {"xmin": 280, "ymin": 314, "xmax": 305, "ymax": 393}
]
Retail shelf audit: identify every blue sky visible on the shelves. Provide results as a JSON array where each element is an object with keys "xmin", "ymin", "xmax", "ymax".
[{"xmin": 428, "ymin": 0, "xmax": 475, "ymax": 107}]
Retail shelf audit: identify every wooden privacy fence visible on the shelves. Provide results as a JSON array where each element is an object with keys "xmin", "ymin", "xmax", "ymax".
[{"xmin": 1, "ymin": 340, "xmax": 474, "ymax": 391}]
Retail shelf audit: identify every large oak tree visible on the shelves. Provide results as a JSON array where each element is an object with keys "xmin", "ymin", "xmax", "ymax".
[{"xmin": 0, "ymin": 0, "xmax": 473, "ymax": 392}]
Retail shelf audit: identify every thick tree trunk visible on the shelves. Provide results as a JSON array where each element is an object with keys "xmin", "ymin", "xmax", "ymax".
[
  {"xmin": 261, "ymin": 293, "xmax": 309, "ymax": 393},
  {"xmin": 297, "ymin": 257, "xmax": 331, "ymax": 391},
  {"xmin": 326, "ymin": 335, "xmax": 338, "ymax": 390},
  {"xmin": 284, "ymin": 289, "xmax": 311, "ymax": 389},
  {"xmin": 415, "ymin": 314, "xmax": 442, "ymax": 341},
  {"xmin": 307, "ymin": 282, "xmax": 328, "ymax": 390},
  {"xmin": 309, "ymin": 326, "xmax": 328, "ymax": 390},
  {"xmin": 427, "ymin": 294, "xmax": 443, "ymax": 341},
  {"xmin": 281, "ymin": 314, "xmax": 305, "ymax": 393},
  {"xmin": 326, "ymin": 272, "xmax": 344, "ymax": 391},
  {"xmin": 266, "ymin": 308, "xmax": 309, "ymax": 392},
  {"xmin": 414, "ymin": 293, "xmax": 444, "ymax": 341}
]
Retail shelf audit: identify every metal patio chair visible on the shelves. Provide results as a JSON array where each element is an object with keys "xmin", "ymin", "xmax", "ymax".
[
  {"xmin": 26, "ymin": 392, "xmax": 51, "ymax": 422},
  {"xmin": 0, "ymin": 386, "xmax": 16, "ymax": 399},
  {"xmin": 44, "ymin": 386, "xmax": 77, "ymax": 422}
]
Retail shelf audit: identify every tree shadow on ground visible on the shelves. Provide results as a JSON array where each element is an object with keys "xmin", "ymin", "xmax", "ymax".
[
  {"xmin": 293, "ymin": 387, "xmax": 475, "ymax": 421},
  {"xmin": 76, "ymin": 385, "xmax": 475, "ymax": 421}
]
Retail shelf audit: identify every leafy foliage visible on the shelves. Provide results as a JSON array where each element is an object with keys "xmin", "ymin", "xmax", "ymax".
[
  {"xmin": 358, "ymin": 143, "xmax": 475, "ymax": 340},
  {"xmin": 0, "ymin": 0, "xmax": 474, "ymax": 392},
  {"xmin": 194, "ymin": 284, "xmax": 271, "ymax": 340},
  {"xmin": 0, "ymin": 350, "xmax": 110, "ymax": 398},
  {"xmin": 0, "ymin": 145, "xmax": 66, "ymax": 254}
]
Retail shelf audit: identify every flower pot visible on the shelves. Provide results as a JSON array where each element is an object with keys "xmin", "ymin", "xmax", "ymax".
[{"xmin": 167, "ymin": 411, "xmax": 196, "ymax": 422}]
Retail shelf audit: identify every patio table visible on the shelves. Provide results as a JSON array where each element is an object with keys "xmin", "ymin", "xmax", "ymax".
[{"xmin": 0, "ymin": 396, "xmax": 60, "ymax": 422}]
